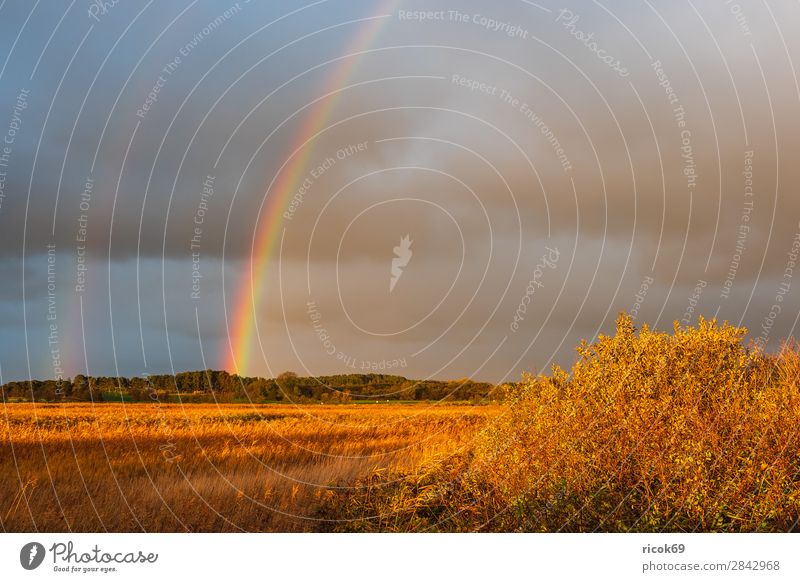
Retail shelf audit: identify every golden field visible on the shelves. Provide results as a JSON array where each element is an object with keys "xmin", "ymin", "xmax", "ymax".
[
  {"xmin": 3, "ymin": 315, "xmax": 800, "ymax": 532},
  {"xmin": 0, "ymin": 402, "xmax": 495, "ymax": 532}
]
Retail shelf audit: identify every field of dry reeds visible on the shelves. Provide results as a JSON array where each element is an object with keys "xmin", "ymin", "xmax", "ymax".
[
  {"xmin": 4, "ymin": 315, "xmax": 800, "ymax": 532},
  {"xmin": 1, "ymin": 403, "xmax": 494, "ymax": 531}
]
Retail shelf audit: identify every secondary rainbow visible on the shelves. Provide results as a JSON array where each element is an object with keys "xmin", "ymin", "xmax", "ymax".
[{"xmin": 224, "ymin": 2, "xmax": 400, "ymax": 374}]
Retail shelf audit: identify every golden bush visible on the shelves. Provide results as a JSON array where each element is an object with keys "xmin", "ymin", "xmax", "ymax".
[
  {"xmin": 468, "ymin": 314, "xmax": 800, "ymax": 531},
  {"xmin": 327, "ymin": 314, "xmax": 800, "ymax": 532}
]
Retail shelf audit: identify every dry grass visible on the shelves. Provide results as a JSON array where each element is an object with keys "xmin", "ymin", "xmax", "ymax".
[
  {"xmin": 5, "ymin": 315, "xmax": 800, "ymax": 532},
  {"xmin": 0, "ymin": 403, "xmax": 495, "ymax": 532}
]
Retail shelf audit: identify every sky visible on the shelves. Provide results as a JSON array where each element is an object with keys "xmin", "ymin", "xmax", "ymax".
[{"xmin": 0, "ymin": 0, "xmax": 798, "ymax": 383}]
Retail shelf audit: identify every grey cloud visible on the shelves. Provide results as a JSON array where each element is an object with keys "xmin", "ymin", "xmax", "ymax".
[{"xmin": 1, "ymin": 0, "xmax": 799, "ymax": 382}]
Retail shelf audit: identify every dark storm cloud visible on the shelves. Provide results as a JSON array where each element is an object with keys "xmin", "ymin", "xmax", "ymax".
[{"xmin": 0, "ymin": 0, "xmax": 798, "ymax": 381}]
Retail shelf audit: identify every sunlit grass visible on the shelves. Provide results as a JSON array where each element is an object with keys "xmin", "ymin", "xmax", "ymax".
[
  {"xmin": 5, "ymin": 315, "xmax": 799, "ymax": 532},
  {"xmin": 0, "ymin": 403, "xmax": 494, "ymax": 531}
]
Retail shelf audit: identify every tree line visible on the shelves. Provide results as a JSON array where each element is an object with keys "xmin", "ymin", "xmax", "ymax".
[{"xmin": 0, "ymin": 370, "xmax": 507, "ymax": 404}]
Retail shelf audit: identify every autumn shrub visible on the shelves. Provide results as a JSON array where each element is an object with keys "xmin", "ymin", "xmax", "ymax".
[
  {"xmin": 456, "ymin": 314, "xmax": 799, "ymax": 531},
  {"xmin": 327, "ymin": 314, "xmax": 800, "ymax": 531}
]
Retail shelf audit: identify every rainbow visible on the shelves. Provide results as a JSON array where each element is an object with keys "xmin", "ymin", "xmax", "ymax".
[{"xmin": 224, "ymin": 1, "xmax": 400, "ymax": 375}]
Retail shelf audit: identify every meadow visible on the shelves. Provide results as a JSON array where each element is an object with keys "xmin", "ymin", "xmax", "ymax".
[
  {"xmin": 0, "ymin": 402, "xmax": 495, "ymax": 531},
  {"xmin": 3, "ymin": 315, "xmax": 799, "ymax": 532}
]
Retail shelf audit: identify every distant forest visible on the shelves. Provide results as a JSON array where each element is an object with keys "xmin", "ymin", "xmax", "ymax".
[{"xmin": 0, "ymin": 370, "xmax": 506, "ymax": 404}]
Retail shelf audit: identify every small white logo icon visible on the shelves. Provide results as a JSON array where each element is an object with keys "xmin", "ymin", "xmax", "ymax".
[{"xmin": 390, "ymin": 235, "xmax": 413, "ymax": 292}]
